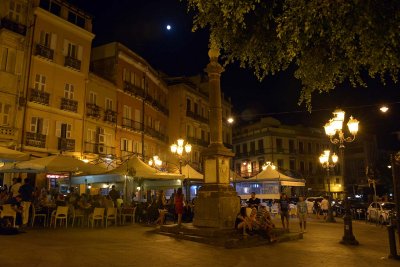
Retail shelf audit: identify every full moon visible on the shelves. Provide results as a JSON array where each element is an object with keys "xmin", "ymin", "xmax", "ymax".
[{"xmin": 166, "ymin": 25, "xmax": 171, "ymax": 30}]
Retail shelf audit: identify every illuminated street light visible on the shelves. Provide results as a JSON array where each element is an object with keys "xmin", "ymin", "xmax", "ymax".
[
  {"xmin": 148, "ymin": 155, "xmax": 162, "ymax": 168},
  {"xmin": 319, "ymin": 150, "xmax": 338, "ymax": 223},
  {"xmin": 324, "ymin": 109, "xmax": 359, "ymax": 245},
  {"xmin": 380, "ymin": 106, "xmax": 389, "ymax": 113},
  {"xmin": 262, "ymin": 161, "xmax": 276, "ymax": 171},
  {"xmin": 170, "ymin": 138, "xmax": 192, "ymax": 174}
]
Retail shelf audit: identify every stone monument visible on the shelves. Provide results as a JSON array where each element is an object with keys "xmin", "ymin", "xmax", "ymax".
[{"xmin": 192, "ymin": 42, "xmax": 240, "ymax": 228}]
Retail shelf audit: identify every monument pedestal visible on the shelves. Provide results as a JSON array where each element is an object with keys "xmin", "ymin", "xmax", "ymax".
[{"xmin": 193, "ymin": 184, "xmax": 240, "ymax": 228}]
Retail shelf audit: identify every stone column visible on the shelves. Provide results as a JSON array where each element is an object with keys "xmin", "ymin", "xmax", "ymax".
[{"xmin": 192, "ymin": 43, "xmax": 240, "ymax": 229}]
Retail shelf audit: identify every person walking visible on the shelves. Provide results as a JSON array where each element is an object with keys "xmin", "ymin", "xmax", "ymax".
[
  {"xmin": 296, "ymin": 196, "xmax": 308, "ymax": 233},
  {"xmin": 320, "ymin": 196, "xmax": 329, "ymax": 221},
  {"xmin": 174, "ymin": 188, "xmax": 185, "ymax": 227}
]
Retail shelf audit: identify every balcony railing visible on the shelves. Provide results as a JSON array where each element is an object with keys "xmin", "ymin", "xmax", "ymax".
[
  {"xmin": 84, "ymin": 142, "xmax": 115, "ymax": 156},
  {"xmin": 144, "ymin": 126, "xmax": 168, "ymax": 143},
  {"xmin": 25, "ymin": 132, "xmax": 46, "ymax": 148},
  {"xmin": 64, "ymin": 56, "xmax": 81, "ymax": 70},
  {"xmin": 104, "ymin": 109, "xmax": 117, "ymax": 124},
  {"xmin": 186, "ymin": 110, "xmax": 209, "ymax": 124},
  {"xmin": 60, "ymin": 98, "xmax": 78, "ymax": 112},
  {"xmin": 29, "ymin": 88, "xmax": 50, "ymax": 105},
  {"xmin": 187, "ymin": 136, "xmax": 209, "ymax": 147},
  {"xmin": 35, "ymin": 44, "xmax": 54, "ymax": 60},
  {"xmin": 86, "ymin": 103, "xmax": 101, "ymax": 118},
  {"xmin": 58, "ymin": 138, "xmax": 75, "ymax": 151},
  {"xmin": 0, "ymin": 17, "xmax": 26, "ymax": 35},
  {"xmin": 122, "ymin": 118, "xmax": 142, "ymax": 131},
  {"xmin": 123, "ymin": 81, "xmax": 145, "ymax": 98},
  {"xmin": 0, "ymin": 126, "xmax": 15, "ymax": 137}
]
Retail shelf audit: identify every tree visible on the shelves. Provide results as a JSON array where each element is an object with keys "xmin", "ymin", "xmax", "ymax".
[{"xmin": 185, "ymin": 0, "xmax": 400, "ymax": 109}]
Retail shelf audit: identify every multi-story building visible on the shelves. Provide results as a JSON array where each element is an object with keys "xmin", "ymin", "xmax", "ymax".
[
  {"xmin": 165, "ymin": 75, "xmax": 233, "ymax": 171},
  {"xmin": 21, "ymin": 0, "xmax": 94, "ymax": 158},
  {"xmin": 0, "ymin": 0, "xmax": 28, "ymax": 149},
  {"xmin": 91, "ymin": 42, "xmax": 170, "ymax": 166}
]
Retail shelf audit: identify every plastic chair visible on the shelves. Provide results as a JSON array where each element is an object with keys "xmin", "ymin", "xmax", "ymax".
[
  {"xmin": 50, "ymin": 206, "xmax": 69, "ymax": 228},
  {"xmin": 121, "ymin": 207, "xmax": 136, "ymax": 224},
  {"xmin": 31, "ymin": 204, "xmax": 47, "ymax": 227},
  {"xmin": 68, "ymin": 205, "xmax": 85, "ymax": 227},
  {"xmin": 88, "ymin": 207, "xmax": 105, "ymax": 228},
  {"xmin": 105, "ymin": 207, "xmax": 117, "ymax": 227},
  {"xmin": 0, "ymin": 204, "xmax": 17, "ymax": 227}
]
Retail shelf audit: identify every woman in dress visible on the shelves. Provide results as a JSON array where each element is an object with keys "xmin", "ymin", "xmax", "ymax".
[{"xmin": 174, "ymin": 188, "xmax": 185, "ymax": 227}]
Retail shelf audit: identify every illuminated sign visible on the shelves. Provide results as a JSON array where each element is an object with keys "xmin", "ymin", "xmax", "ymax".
[{"xmin": 46, "ymin": 173, "xmax": 69, "ymax": 179}]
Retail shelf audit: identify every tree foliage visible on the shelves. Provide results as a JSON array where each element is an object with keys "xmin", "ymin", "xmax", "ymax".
[{"xmin": 185, "ymin": 0, "xmax": 400, "ymax": 109}]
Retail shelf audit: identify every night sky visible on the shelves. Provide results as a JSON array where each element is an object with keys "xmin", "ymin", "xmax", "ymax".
[{"xmin": 70, "ymin": 0, "xmax": 400, "ymax": 149}]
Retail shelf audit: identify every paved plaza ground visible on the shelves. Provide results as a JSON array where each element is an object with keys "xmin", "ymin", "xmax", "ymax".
[{"xmin": 1, "ymin": 217, "xmax": 399, "ymax": 267}]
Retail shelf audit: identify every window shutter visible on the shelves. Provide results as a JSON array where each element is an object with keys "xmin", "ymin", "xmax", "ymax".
[
  {"xmin": 77, "ymin": 45, "xmax": 83, "ymax": 60},
  {"xmin": 42, "ymin": 119, "xmax": 49, "ymax": 135},
  {"xmin": 50, "ymin": 33, "xmax": 57, "ymax": 50},
  {"xmin": 55, "ymin": 121, "xmax": 61, "ymax": 137}
]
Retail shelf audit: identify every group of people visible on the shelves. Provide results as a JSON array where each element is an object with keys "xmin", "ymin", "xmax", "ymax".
[{"xmin": 235, "ymin": 192, "xmax": 313, "ymax": 238}]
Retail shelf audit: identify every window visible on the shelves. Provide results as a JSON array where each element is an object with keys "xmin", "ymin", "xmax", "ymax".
[
  {"xmin": 89, "ymin": 92, "xmax": 97, "ymax": 105},
  {"xmin": 155, "ymin": 120, "xmax": 160, "ymax": 131},
  {"xmin": 289, "ymin": 159, "xmax": 296, "ymax": 171},
  {"xmin": 40, "ymin": 31, "xmax": 51, "ymax": 47},
  {"xmin": 30, "ymin": 117, "xmax": 48, "ymax": 134},
  {"xmin": 56, "ymin": 122, "xmax": 72, "ymax": 138},
  {"xmin": 68, "ymin": 43, "xmax": 77, "ymax": 58},
  {"xmin": 299, "ymin": 141, "xmax": 304, "ymax": 154},
  {"xmin": 34, "ymin": 74, "xmax": 46, "ymax": 91},
  {"xmin": 64, "ymin": 84, "xmax": 74, "ymax": 99},
  {"xmin": 235, "ymin": 145, "xmax": 240, "ymax": 154},
  {"xmin": 258, "ymin": 139, "xmax": 264, "ymax": 152},
  {"xmin": 9, "ymin": 1, "xmax": 22, "ymax": 23},
  {"xmin": 186, "ymin": 98, "xmax": 191, "ymax": 112},
  {"xmin": 123, "ymin": 105, "xmax": 131, "ymax": 119},
  {"xmin": 276, "ymin": 138, "xmax": 283, "ymax": 151},
  {"xmin": 97, "ymin": 127, "xmax": 105, "ymax": 144},
  {"xmin": 0, "ymin": 102, "xmax": 11, "ymax": 125},
  {"xmin": 250, "ymin": 141, "xmax": 255, "ymax": 153},
  {"xmin": 0, "ymin": 47, "xmax": 16, "ymax": 72},
  {"xmin": 87, "ymin": 128, "xmax": 95, "ymax": 142},
  {"xmin": 68, "ymin": 11, "xmax": 85, "ymax": 28},
  {"xmin": 201, "ymin": 130, "xmax": 205, "ymax": 141},
  {"xmin": 300, "ymin": 161, "xmax": 305, "ymax": 172},
  {"xmin": 308, "ymin": 162, "xmax": 313, "ymax": 173},
  {"xmin": 105, "ymin": 98, "xmax": 113, "ymax": 110},
  {"xmin": 186, "ymin": 124, "xmax": 192, "ymax": 137},
  {"xmin": 242, "ymin": 143, "xmax": 248, "ymax": 153},
  {"xmin": 289, "ymin": 140, "xmax": 295, "ymax": 153},
  {"xmin": 277, "ymin": 159, "xmax": 284, "ymax": 169},
  {"xmin": 64, "ymin": 40, "xmax": 82, "ymax": 60},
  {"xmin": 194, "ymin": 103, "xmax": 198, "ymax": 114},
  {"xmin": 307, "ymin": 142, "xmax": 312, "ymax": 153}
]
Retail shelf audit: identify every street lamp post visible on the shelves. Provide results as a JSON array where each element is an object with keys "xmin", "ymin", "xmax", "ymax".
[
  {"xmin": 170, "ymin": 138, "xmax": 192, "ymax": 175},
  {"xmin": 324, "ymin": 109, "xmax": 359, "ymax": 245},
  {"xmin": 319, "ymin": 150, "xmax": 339, "ymax": 223}
]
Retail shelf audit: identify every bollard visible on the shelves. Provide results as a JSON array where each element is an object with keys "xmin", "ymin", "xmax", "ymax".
[{"xmin": 387, "ymin": 225, "xmax": 399, "ymax": 259}]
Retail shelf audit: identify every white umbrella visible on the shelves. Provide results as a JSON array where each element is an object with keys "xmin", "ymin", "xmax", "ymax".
[{"xmin": 0, "ymin": 147, "xmax": 30, "ymax": 162}]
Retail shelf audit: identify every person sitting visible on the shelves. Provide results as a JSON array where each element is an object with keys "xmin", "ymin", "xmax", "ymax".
[
  {"xmin": 256, "ymin": 204, "xmax": 277, "ymax": 242},
  {"xmin": 235, "ymin": 207, "xmax": 252, "ymax": 236},
  {"xmin": 155, "ymin": 190, "xmax": 167, "ymax": 226},
  {"xmin": 247, "ymin": 192, "xmax": 261, "ymax": 208}
]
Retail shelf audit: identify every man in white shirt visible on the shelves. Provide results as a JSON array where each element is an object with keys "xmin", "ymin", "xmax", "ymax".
[
  {"xmin": 10, "ymin": 178, "xmax": 22, "ymax": 199},
  {"xmin": 320, "ymin": 196, "xmax": 330, "ymax": 221}
]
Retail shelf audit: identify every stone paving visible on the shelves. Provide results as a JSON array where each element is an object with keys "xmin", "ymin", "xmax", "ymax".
[{"xmin": 1, "ymin": 217, "xmax": 399, "ymax": 267}]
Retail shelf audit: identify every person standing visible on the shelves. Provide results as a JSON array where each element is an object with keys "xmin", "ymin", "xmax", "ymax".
[
  {"xmin": 320, "ymin": 196, "xmax": 329, "ymax": 221},
  {"xmin": 174, "ymin": 188, "xmax": 185, "ymax": 227},
  {"xmin": 9, "ymin": 178, "xmax": 22, "ymax": 200},
  {"xmin": 296, "ymin": 196, "xmax": 308, "ymax": 233},
  {"xmin": 108, "ymin": 185, "xmax": 120, "ymax": 207},
  {"xmin": 279, "ymin": 193, "xmax": 290, "ymax": 232},
  {"xmin": 247, "ymin": 192, "xmax": 261, "ymax": 208},
  {"xmin": 18, "ymin": 178, "xmax": 34, "ymax": 202}
]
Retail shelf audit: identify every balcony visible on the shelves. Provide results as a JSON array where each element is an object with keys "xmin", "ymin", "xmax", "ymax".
[
  {"xmin": 58, "ymin": 138, "xmax": 75, "ymax": 151},
  {"xmin": 64, "ymin": 56, "xmax": 81, "ymax": 71},
  {"xmin": 60, "ymin": 98, "xmax": 78, "ymax": 113},
  {"xmin": 152, "ymin": 99, "xmax": 169, "ymax": 116},
  {"xmin": 29, "ymin": 88, "xmax": 50, "ymax": 105},
  {"xmin": 35, "ymin": 44, "xmax": 54, "ymax": 60},
  {"xmin": 25, "ymin": 132, "xmax": 46, "ymax": 148},
  {"xmin": 0, "ymin": 126, "xmax": 15, "ymax": 137},
  {"xmin": 144, "ymin": 126, "xmax": 168, "ymax": 143},
  {"xmin": 84, "ymin": 141, "xmax": 115, "ymax": 156},
  {"xmin": 123, "ymin": 81, "xmax": 145, "ymax": 98},
  {"xmin": 86, "ymin": 103, "xmax": 101, "ymax": 118},
  {"xmin": 186, "ymin": 110, "xmax": 209, "ymax": 124},
  {"xmin": 104, "ymin": 109, "xmax": 117, "ymax": 124},
  {"xmin": 187, "ymin": 136, "xmax": 209, "ymax": 147},
  {"xmin": 0, "ymin": 17, "xmax": 26, "ymax": 35},
  {"xmin": 122, "ymin": 118, "xmax": 142, "ymax": 131}
]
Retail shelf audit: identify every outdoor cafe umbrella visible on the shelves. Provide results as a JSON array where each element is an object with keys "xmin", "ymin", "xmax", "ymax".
[
  {"xmin": 10, "ymin": 155, "xmax": 106, "ymax": 175},
  {"xmin": 0, "ymin": 146, "xmax": 30, "ymax": 162}
]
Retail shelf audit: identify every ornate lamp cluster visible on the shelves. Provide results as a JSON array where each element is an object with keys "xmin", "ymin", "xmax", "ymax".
[{"xmin": 324, "ymin": 109, "xmax": 359, "ymax": 148}]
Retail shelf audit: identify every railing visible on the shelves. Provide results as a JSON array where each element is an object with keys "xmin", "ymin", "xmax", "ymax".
[
  {"xmin": 187, "ymin": 136, "xmax": 209, "ymax": 147},
  {"xmin": 60, "ymin": 98, "xmax": 78, "ymax": 112},
  {"xmin": 84, "ymin": 141, "xmax": 115, "ymax": 156},
  {"xmin": 186, "ymin": 110, "xmax": 209, "ymax": 124},
  {"xmin": 64, "ymin": 56, "xmax": 81, "ymax": 70},
  {"xmin": 104, "ymin": 109, "xmax": 117, "ymax": 123},
  {"xmin": 86, "ymin": 103, "xmax": 101, "ymax": 118},
  {"xmin": 58, "ymin": 138, "xmax": 75, "ymax": 151},
  {"xmin": 151, "ymin": 99, "xmax": 169, "ymax": 116},
  {"xmin": 0, "ymin": 126, "xmax": 15, "ymax": 136},
  {"xmin": 123, "ymin": 81, "xmax": 145, "ymax": 98},
  {"xmin": 25, "ymin": 132, "xmax": 46, "ymax": 148},
  {"xmin": 122, "ymin": 118, "xmax": 142, "ymax": 131},
  {"xmin": 144, "ymin": 126, "xmax": 168, "ymax": 143},
  {"xmin": 0, "ymin": 17, "xmax": 26, "ymax": 35},
  {"xmin": 35, "ymin": 44, "xmax": 54, "ymax": 60},
  {"xmin": 29, "ymin": 88, "xmax": 50, "ymax": 105}
]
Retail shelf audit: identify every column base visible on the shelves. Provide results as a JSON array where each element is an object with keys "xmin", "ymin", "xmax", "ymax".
[{"xmin": 193, "ymin": 184, "xmax": 240, "ymax": 229}]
